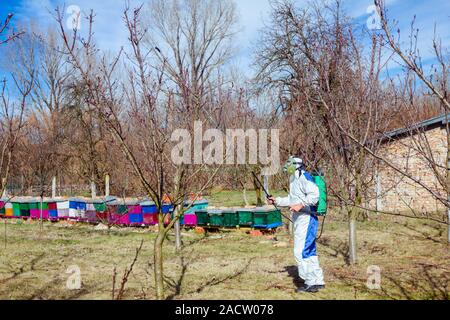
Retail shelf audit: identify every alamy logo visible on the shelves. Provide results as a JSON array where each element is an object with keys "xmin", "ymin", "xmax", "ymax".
[
  {"xmin": 66, "ymin": 265, "xmax": 82, "ymax": 290},
  {"xmin": 171, "ymin": 122, "xmax": 280, "ymax": 175},
  {"xmin": 366, "ymin": 265, "xmax": 381, "ymax": 290}
]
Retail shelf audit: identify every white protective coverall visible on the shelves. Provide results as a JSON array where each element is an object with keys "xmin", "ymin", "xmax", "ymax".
[{"xmin": 276, "ymin": 169, "xmax": 325, "ymax": 287}]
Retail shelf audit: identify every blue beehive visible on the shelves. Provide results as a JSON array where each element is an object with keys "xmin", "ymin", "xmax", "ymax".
[{"xmin": 184, "ymin": 199, "xmax": 209, "ymax": 214}]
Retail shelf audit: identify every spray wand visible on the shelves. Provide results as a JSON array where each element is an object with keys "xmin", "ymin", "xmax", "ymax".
[{"xmin": 251, "ymin": 172, "xmax": 293, "ymax": 223}]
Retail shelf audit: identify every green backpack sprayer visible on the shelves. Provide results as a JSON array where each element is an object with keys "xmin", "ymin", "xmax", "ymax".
[
  {"xmin": 313, "ymin": 173, "xmax": 328, "ymax": 216},
  {"xmin": 313, "ymin": 172, "xmax": 327, "ymax": 239}
]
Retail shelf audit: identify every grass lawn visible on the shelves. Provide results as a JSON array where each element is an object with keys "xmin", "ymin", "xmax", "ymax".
[{"xmin": 0, "ymin": 192, "xmax": 448, "ymax": 300}]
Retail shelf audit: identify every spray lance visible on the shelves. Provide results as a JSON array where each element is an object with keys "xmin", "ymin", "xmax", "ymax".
[{"xmin": 251, "ymin": 171, "xmax": 293, "ymax": 224}]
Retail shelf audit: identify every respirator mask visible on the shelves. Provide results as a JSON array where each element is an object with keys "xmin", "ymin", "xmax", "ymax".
[{"xmin": 283, "ymin": 156, "xmax": 304, "ymax": 176}]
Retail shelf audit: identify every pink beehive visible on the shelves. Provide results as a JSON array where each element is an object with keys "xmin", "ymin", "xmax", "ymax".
[{"xmin": 183, "ymin": 214, "xmax": 197, "ymax": 226}]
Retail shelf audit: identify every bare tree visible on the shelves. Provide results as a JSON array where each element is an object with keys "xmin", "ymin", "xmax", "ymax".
[
  {"xmin": 0, "ymin": 13, "xmax": 24, "ymax": 45},
  {"xmin": 255, "ymin": 0, "xmax": 396, "ymax": 263},
  {"xmin": 53, "ymin": 4, "xmax": 224, "ymax": 299},
  {"xmin": 373, "ymin": 0, "xmax": 450, "ymax": 242},
  {"xmin": 0, "ymin": 72, "xmax": 35, "ymax": 197},
  {"xmin": 146, "ymin": 0, "xmax": 238, "ymax": 120}
]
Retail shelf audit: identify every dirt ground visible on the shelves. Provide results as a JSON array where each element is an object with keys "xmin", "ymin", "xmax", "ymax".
[{"xmin": 0, "ymin": 209, "xmax": 448, "ymax": 300}]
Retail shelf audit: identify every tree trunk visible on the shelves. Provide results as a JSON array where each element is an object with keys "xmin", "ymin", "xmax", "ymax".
[
  {"xmin": 242, "ymin": 187, "xmax": 249, "ymax": 207},
  {"xmin": 446, "ymin": 114, "xmax": 450, "ymax": 243},
  {"xmin": 91, "ymin": 180, "xmax": 96, "ymax": 198},
  {"xmin": 105, "ymin": 174, "xmax": 110, "ymax": 197},
  {"xmin": 52, "ymin": 176, "xmax": 57, "ymax": 198},
  {"xmin": 253, "ymin": 175, "xmax": 264, "ymax": 206},
  {"xmin": 173, "ymin": 170, "xmax": 183, "ymax": 251},
  {"xmin": 263, "ymin": 175, "xmax": 269, "ymax": 196},
  {"xmin": 154, "ymin": 232, "xmax": 165, "ymax": 300},
  {"xmin": 174, "ymin": 205, "xmax": 182, "ymax": 252},
  {"xmin": 1, "ymin": 178, "xmax": 6, "ymax": 198},
  {"xmin": 154, "ymin": 208, "xmax": 166, "ymax": 300},
  {"xmin": 348, "ymin": 210, "xmax": 357, "ymax": 264},
  {"xmin": 447, "ymin": 204, "xmax": 449, "ymax": 243}
]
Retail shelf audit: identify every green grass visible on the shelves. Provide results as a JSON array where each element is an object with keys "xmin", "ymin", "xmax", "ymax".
[{"xmin": 0, "ymin": 191, "xmax": 449, "ymax": 300}]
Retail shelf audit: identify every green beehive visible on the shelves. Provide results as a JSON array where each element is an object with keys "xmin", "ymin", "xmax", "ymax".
[
  {"xmin": 39, "ymin": 202, "xmax": 49, "ymax": 210},
  {"xmin": 253, "ymin": 208, "xmax": 282, "ymax": 228},
  {"xmin": 208, "ymin": 210, "xmax": 224, "ymax": 227},
  {"xmin": 237, "ymin": 208, "xmax": 254, "ymax": 227},
  {"xmin": 29, "ymin": 202, "xmax": 39, "ymax": 210},
  {"xmin": 19, "ymin": 203, "xmax": 30, "ymax": 217},
  {"xmin": 195, "ymin": 210, "xmax": 209, "ymax": 226},
  {"xmin": 222, "ymin": 209, "xmax": 239, "ymax": 228},
  {"xmin": 94, "ymin": 203, "xmax": 106, "ymax": 212},
  {"xmin": 12, "ymin": 203, "xmax": 21, "ymax": 217},
  {"xmin": 117, "ymin": 204, "xmax": 128, "ymax": 215}
]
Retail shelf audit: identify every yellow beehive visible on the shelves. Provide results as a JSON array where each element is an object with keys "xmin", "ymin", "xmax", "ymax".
[{"xmin": 5, "ymin": 202, "xmax": 13, "ymax": 216}]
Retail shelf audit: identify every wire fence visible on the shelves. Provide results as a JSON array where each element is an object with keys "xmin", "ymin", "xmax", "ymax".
[{"xmin": 5, "ymin": 184, "xmax": 92, "ymax": 198}]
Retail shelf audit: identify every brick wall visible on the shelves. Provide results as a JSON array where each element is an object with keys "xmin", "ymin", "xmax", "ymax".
[{"xmin": 371, "ymin": 126, "xmax": 447, "ymax": 213}]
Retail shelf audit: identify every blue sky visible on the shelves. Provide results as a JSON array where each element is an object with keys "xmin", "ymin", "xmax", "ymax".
[{"xmin": 0, "ymin": 0, "xmax": 449, "ymax": 77}]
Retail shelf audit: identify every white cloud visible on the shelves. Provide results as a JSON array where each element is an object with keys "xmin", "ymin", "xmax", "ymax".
[
  {"xmin": 14, "ymin": 0, "xmax": 143, "ymax": 53},
  {"xmin": 8, "ymin": 0, "xmax": 450, "ymax": 77}
]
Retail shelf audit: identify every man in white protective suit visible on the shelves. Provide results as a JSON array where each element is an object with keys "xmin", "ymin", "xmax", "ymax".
[{"xmin": 268, "ymin": 156, "xmax": 325, "ymax": 293}]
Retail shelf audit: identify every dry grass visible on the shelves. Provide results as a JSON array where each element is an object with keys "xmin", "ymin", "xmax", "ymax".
[{"xmin": 0, "ymin": 209, "xmax": 448, "ymax": 300}]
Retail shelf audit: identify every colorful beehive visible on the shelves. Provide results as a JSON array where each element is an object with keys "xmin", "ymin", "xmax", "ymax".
[
  {"xmin": 222, "ymin": 209, "xmax": 239, "ymax": 228},
  {"xmin": 183, "ymin": 214, "xmax": 197, "ymax": 226},
  {"xmin": 69, "ymin": 199, "xmax": 79, "ymax": 219},
  {"xmin": 28, "ymin": 200, "xmax": 49, "ymax": 219},
  {"xmin": 181, "ymin": 199, "xmax": 209, "ymax": 227},
  {"xmin": 140, "ymin": 200, "xmax": 174, "ymax": 225},
  {"xmin": 128, "ymin": 203, "xmax": 143, "ymax": 225},
  {"xmin": 5, "ymin": 202, "xmax": 13, "ymax": 217},
  {"xmin": 208, "ymin": 209, "xmax": 224, "ymax": 227},
  {"xmin": 48, "ymin": 200, "xmax": 59, "ymax": 220},
  {"xmin": 0, "ymin": 200, "xmax": 4, "ymax": 215},
  {"xmin": 69, "ymin": 198, "xmax": 86, "ymax": 220},
  {"xmin": 29, "ymin": 201, "xmax": 40, "ymax": 219},
  {"xmin": 162, "ymin": 203, "xmax": 174, "ymax": 214},
  {"xmin": 184, "ymin": 199, "xmax": 209, "ymax": 214},
  {"xmin": 40, "ymin": 201, "xmax": 49, "ymax": 219},
  {"xmin": 94, "ymin": 203, "xmax": 108, "ymax": 221},
  {"xmin": 253, "ymin": 207, "xmax": 282, "ymax": 229},
  {"xmin": 57, "ymin": 200, "xmax": 70, "ymax": 219},
  {"xmin": 141, "ymin": 200, "xmax": 158, "ymax": 225},
  {"xmin": 195, "ymin": 209, "xmax": 209, "ymax": 226},
  {"xmin": 19, "ymin": 201, "xmax": 30, "ymax": 218},
  {"xmin": 12, "ymin": 202, "xmax": 21, "ymax": 217},
  {"xmin": 85, "ymin": 200, "xmax": 97, "ymax": 223},
  {"xmin": 94, "ymin": 197, "xmax": 114, "ymax": 222},
  {"xmin": 107, "ymin": 200, "xmax": 132, "ymax": 225},
  {"xmin": 237, "ymin": 208, "xmax": 254, "ymax": 227}
]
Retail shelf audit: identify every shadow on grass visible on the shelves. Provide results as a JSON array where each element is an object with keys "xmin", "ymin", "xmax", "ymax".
[
  {"xmin": 399, "ymin": 222, "xmax": 445, "ymax": 244},
  {"xmin": 284, "ymin": 265, "xmax": 304, "ymax": 289},
  {"xmin": 374, "ymin": 264, "xmax": 449, "ymax": 300},
  {"xmin": 1, "ymin": 252, "xmax": 95, "ymax": 300},
  {"xmin": 0, "ymin": 253, "xmax": 46, "ymax": 285},
  {"xmin": 165, "ymin": 255, "xmax": 255, "ymax": 300},
  {"xmin": 165, "ymin": 254, "xmax": 191, "ymax": 300},
  {"xmin": 318, "ymin": 237, "xmax": 351, "ymax": 265}
]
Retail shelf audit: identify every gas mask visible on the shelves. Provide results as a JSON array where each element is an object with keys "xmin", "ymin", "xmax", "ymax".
[{"xmin": 282, "ymin": 156, "xmax": 304, "ymax": 176}]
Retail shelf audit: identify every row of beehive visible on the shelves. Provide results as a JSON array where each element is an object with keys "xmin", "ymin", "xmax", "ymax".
[
  {"xmin": 0, "ymin": 197, "xmax": 200, "ymax": 226},
  {"xmin": 192, "ymin": 207, "xmax": 283, "ymax": 229},
  {"xmin": 0, "ymin": 198, "xmax": 282, "ymax": 229}
]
